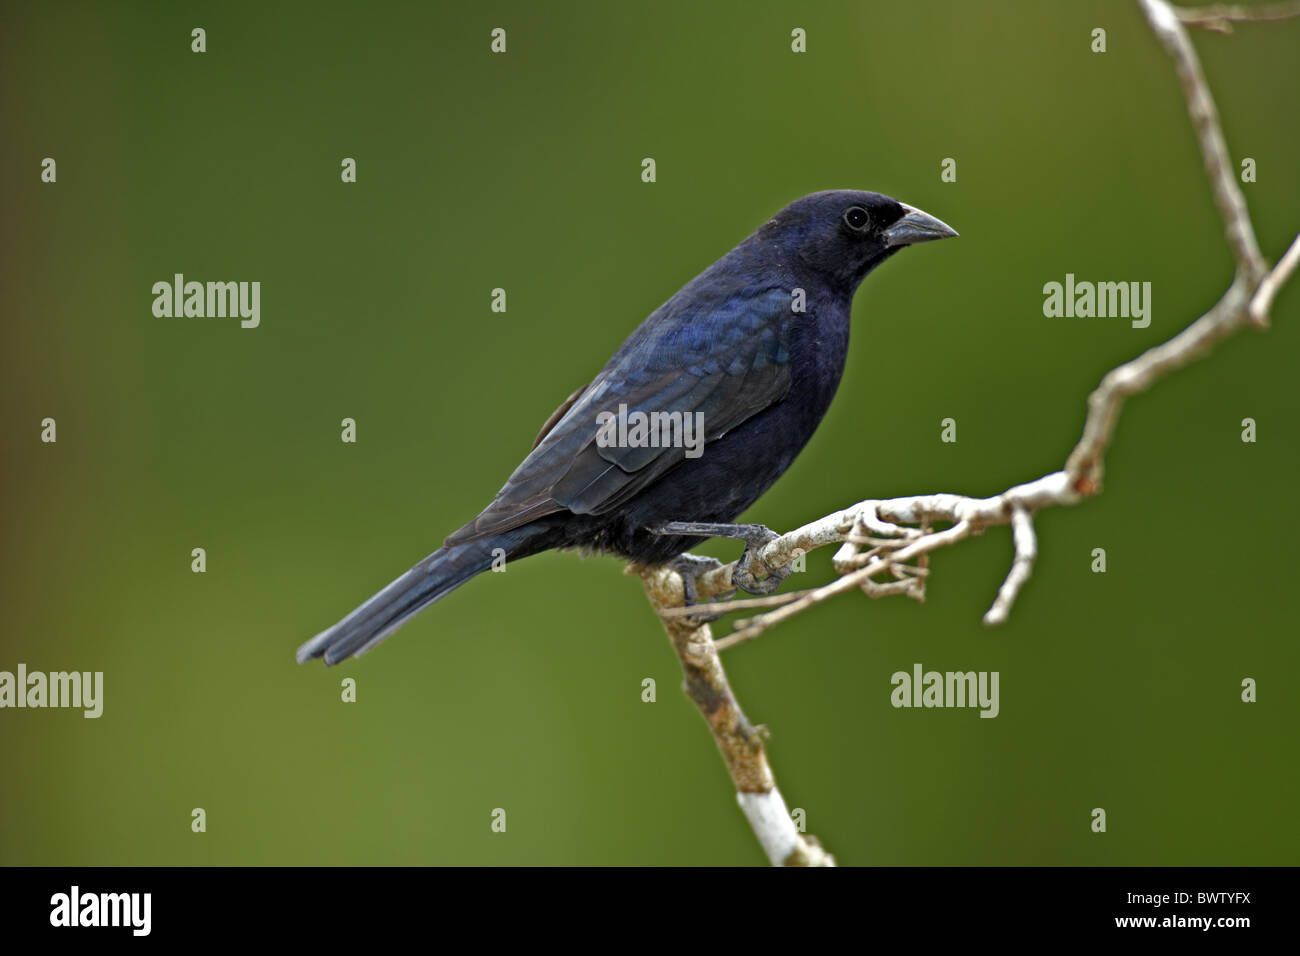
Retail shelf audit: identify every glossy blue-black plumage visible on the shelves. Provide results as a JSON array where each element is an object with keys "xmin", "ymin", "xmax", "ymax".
[{"xmin": 300, "ymin": 190, "xmax": 951, "ymax": 664}]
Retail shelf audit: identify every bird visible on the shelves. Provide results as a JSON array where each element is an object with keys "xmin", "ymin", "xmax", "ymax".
[{"xmin": 298, "ymin": 190, "xmax": 956, "ymax": 666}]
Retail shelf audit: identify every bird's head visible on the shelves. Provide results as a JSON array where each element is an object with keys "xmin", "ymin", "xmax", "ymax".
[{"xmin": 758, "ymin": 189, "xmax": 957, "ymax": 290}]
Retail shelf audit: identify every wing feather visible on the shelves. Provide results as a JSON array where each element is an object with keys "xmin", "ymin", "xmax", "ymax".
[{"xmin": 444, "ymin": 283, "xmax": 794, "ymax": 546}]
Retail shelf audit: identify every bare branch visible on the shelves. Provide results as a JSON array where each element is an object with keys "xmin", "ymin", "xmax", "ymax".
[
  {"xmin": 1064, "ymin": 278, "xmax": 1251, "ymax": 485},
  {"xmin": 1250, "ymin": 231, "xmax": 1300, "ymax": 325},
  {"xmin": 1174, "ymin": 0, "xmax": 1300, "ymax": 32},
  {"xmin": 1140, "ymin": 0, "xmax": 1267, "ymax": 283},
  {"xmin": 711, "ymin": 476, "xmax": 1074, "ymax": 648},
  {"xmin": 657, "ymin": 587, "xmax": 812, "ymax": 619},
  {"xmin": 639, "ymin": 566, "xmax": 834, "ymax": 866},
  {"xmin": 984, "ymin": 507, "xmax": 1038, "ymax": 627}
]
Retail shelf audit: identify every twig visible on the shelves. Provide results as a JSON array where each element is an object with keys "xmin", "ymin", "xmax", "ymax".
[
  {"xmin": 1174, "ymin": 0, "xmax": 1300, "ymax": 32},
  {"xmin": 657, "ymin": 587, "xmax": 813, "ymax": 619},
  {"xmin": 984, "ymin": 507, "xmax": 1037, "ymax": 626},
  {"xmin": 1250, "ymin": 232, "xmax": 1300, "ymax": 324},
  {"xmin": 1141, "ymin": 0, "xmax": 1266, "ymax": 283}
]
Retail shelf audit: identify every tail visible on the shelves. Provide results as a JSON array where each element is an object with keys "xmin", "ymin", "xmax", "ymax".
[{"xmin": 297, "ymin": 530, "xmax": 537, "ymax": 666}]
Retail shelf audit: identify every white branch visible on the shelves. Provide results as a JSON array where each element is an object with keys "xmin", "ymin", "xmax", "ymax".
[
  {"xmin": 1250, "ymin": 232, "xmax": 1300, "ymax": 325},
  {"xmin": 1141, "ymin": 0, "xmax": 1267, "ymax": 282},
  {"xmin": 984, "ymin": 507, "xmax": 1038, "ymax": 627},
  {"xmin": 737, "ymin": 788, "xmax": 830, "ymax": 867},
  {"xmin": 639, "ymin": 565, "xmax": 835, "ymax": 866},
  {"xmin": 1174, "ymin": 0, "xmax": 1300, "ymax": 32}
]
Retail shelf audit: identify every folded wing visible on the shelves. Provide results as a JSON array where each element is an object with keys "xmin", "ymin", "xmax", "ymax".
[{"xmin": 445, "ymin": 284, "xmax": 794, "ymax": 546}]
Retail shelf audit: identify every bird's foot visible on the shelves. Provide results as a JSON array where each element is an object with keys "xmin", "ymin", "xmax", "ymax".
[
  {"xmin": 666, "ymin": 553, "xmax": 733, "ymax": 623},
  {"xmin": 652, "ymin": 521, "xmax": 793, "ymax": 597},
  {"xmin": 729, "ymin": 525, "xmax": 792, "ymax": 595}
]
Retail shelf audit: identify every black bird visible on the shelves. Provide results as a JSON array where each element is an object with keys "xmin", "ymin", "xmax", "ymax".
[{"xmin": 298, "ymin": 190, "xmax": 956, "ymax": 665}]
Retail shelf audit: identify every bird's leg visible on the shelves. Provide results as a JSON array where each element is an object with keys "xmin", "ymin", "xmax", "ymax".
[{"xmin": 651, "ymin": 521, "xmax": 792, "ymax": 596}]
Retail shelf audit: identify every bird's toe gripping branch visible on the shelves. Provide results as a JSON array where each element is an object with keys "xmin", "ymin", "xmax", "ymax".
[
  {"xmin": 652, "ymin": 521, "xmax": 795, "ymax": 596},
  {"xmin": 730, "ymin": 525, "xmax": 794, "ymax": 595},
  {"xmin": 665, "ymin": 552, "xmax": 732, "ymax": 622}
]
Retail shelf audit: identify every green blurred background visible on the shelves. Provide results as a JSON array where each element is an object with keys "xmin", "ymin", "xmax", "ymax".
[{"xmin": 2, "ymin": 0, "xmax": 1296, "ymax": 865}]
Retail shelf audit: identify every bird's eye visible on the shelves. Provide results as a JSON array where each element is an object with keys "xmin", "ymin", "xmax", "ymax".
[{"xmin": 843, "ymin": 206, "xmax": 871, "ymax": 231}]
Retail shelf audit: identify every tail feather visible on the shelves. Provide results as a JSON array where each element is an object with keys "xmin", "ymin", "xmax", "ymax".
[{"xmin": 297, "ymin": 542, "xmax": 497, "ymax": 666}]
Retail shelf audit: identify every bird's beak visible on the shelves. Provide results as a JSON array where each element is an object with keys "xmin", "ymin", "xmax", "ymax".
[{"xmin": 883, "ymin": 203, "xmax": 959, "ymax": 247}]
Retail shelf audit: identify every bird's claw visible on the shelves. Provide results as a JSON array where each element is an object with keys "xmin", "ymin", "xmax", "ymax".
[
  {"xmin": 730, "ymin": 525, "xmax": 792, "ymax": 595},
  {"xmin": 651, "ymin": 521, "xmax": 794, "ymax": 598},
  {"xmin": 667, "ymin": 553, "xmax": 733, "ymax": 623}
]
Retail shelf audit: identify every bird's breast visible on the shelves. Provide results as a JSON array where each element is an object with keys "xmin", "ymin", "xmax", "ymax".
[{"xmin": 783, "ymin": 300, "xmax": 852, "ymax": 424}]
